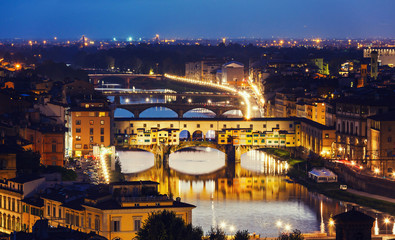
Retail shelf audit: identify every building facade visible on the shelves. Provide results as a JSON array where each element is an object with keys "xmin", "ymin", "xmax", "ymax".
[{"xmin": 66, "ymin": 102, "xmax": 111, "ymax": 157}]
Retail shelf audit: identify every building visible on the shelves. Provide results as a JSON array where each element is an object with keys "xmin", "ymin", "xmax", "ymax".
[
  {"xmin": 300, "ymin": 118, "xmax": 336, "ymax": 158},
  {"xmin": 0, "ymin": 176, "xmax": 45, "ymax": 234},
  {"xmin": 66, "ymin": 101, "xmax": 111, "ymax": 157},
  {"xmin": 19, "ymin": 125, "xmax": 66, "ymax": 167},
  {"xmin": 367, "ymin": 111, "xmax": 395, "ymax": 177},
  {"xmin": 185, "ymin": 59, "xmax": 223, "ymax": 83},
  {"xmin": 221, "ymin": 61, "xmax": 245, "ymax": 87},
  {"xmin": 38, "ymin": 181, "xmax": 195, "ymax": 240},
  {"xmin": 335, "ymin": 89, "xmax": 395, "ymax": 162},
  {"xmin": 364, "ymin": 48, "xmax": 395, "ymax": 67},
  {"xmin": 127, "ymin": 128, "xmax": 180, "ymax": 146}
]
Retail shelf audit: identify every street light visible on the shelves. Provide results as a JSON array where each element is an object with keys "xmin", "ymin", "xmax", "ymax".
[
  {"xmin": 374, "ymin": 168, "xmax": 380, "ymax": 175},
  {"xmin": 188, "ymin": 98, "xmax": 192, "ymax": 103},
  {"xmin": 284, "ymin": 224, "xmax": 291, "ymax": 232},
  {"xmin": 384, "ymin": 218, "xmax": 390, "ymax": 234}
]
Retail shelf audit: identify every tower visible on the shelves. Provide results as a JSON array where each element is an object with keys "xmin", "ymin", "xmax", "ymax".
[
  {"xmin": 358, "ymin": 64, "xmax": 367, "ymax": 88},
  {"xmin": 370, "ymin": 50, "xmax": 378, "ymax": 80}
]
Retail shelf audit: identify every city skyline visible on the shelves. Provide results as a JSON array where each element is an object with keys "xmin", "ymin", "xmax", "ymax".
[{"xmin": 1, "ymin": 0, "xmax": 395, "ymax": 39}]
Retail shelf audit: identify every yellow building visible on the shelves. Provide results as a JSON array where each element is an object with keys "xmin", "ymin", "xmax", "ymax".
[
  {"xmin": 66, "ymin": 101, "xmax": 111, "ymax": 157},
  {"xmin": 367, "ymin": 112, "xmax": 395, "ymax": 177},
  {"xmin": 21, "ymin": 198, "xmax": 43, "ymax": 232},
  {"xmin": 129, "ymin": 128, "xmax": 181, "ymax": 146},
  {"xmin": 38, "ymin": 181, "xmax": 195, "ymax": 240},
  {"xmin": 0, "ymin": 176, "xmax": 45, "ymax": 234}
]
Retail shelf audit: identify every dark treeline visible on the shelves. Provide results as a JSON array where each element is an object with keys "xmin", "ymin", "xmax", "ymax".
[{"xmin": 0, "ymin": 43, "xmax": 363, "ymax": 75}]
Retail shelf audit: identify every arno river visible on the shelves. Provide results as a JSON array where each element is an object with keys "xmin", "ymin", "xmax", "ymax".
[{"xmin": 118, "ymin": 148, "xmax": 389, "ymax": 238}]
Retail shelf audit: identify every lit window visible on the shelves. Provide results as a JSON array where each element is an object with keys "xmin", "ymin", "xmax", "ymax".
[
  {"xmin": 89, "ymin": 120, "xmax": 94, "ymax": 125},
  {"xmin": 99, "ymin": 112, "xmax": 106, "ymax": 117},
  {"xmin": 100, "ymin": 120, "xmax": 105, "ymax": 125}
]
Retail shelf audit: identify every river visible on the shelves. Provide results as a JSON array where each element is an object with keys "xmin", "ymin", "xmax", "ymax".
[{"xmin": 117, "ymin": 148, "xmax": 390, "ymax": 237}]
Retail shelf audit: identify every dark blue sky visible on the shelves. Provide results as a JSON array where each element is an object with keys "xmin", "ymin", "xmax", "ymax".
[{"xmin": 1, "ymin": 0, "xmax": 394, "ymax": 39}]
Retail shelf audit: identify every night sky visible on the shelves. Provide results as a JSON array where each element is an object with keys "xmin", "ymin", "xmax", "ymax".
[{"xmin": 1, "ymin": 0, "xmax": 395, "ymax": 39}]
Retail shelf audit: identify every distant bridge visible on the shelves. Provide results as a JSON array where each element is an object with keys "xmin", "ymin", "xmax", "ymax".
[
  {"xmin": 97, "ymin": 88, "xmax": 239, "ymax": 99},
  {"xmin": 88, "ymin": 73, "xmax": 162, "ymax": 88},
  {"xmin": 114, "ymin": 102, "xmax": 245, "ymax": 118}
]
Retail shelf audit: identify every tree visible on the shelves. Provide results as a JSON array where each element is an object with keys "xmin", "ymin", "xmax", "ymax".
[
  {"xmin": 207, "ymin": 226, "xmax": 226, "ymax": 240},
  {"xmin": 234, "ymin": 230, "xmax": 249, "ymax": 240},
  {"xmin": 277, "ymin": 229, "xmax": 304, "ymax": 240},
  {"xmin": 136, "ymin": 210, "xmax": 203, "ymax": 240}
]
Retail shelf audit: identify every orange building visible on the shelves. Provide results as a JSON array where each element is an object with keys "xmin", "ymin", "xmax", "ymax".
[
  {"xmin": 66, "ymin": 102, "xmax": 111, "ymax": 157},
  {"xmin": 19, "ymin": 126, "xmax": 65, "ymax": 167}
]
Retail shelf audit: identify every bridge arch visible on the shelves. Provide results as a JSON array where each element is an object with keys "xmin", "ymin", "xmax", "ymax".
[
  {"xmin": 205, "ymin": 130, "xmax": 216, "ymax": 141},
  {"xmin": 179, "ymin": 130, "xmax": 191, "ymax": 142},
  {"xmin": 183, "ymin": 108, "xmax": 216, "ymax": 118},
  {"xmin": 114, "ymin": 108, "xmax": 134, "ymax": 118},
  {"xmin": 221, "ymin": 109, "xmax": 244, "ymax": 118},
  {"xmin": 139, "ymin": 106, "xmax": 178, "ymax": 118},
  {"xmin": 192, "ymin": 130, "xmax": 204, "ymax": 141}
]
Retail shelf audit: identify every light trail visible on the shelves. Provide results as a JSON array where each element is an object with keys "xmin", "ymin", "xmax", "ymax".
[{"xmin": 164, "ymin": 74, "xmax": 251, "ymax": 119}]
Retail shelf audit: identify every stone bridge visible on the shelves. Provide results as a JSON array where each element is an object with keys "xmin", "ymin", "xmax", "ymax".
[
  {"xmin": 88, "ymin": 73, "xmax": 162, "ymax": 88},
  {"xmin": 114, "ymin": 102, "xmax": 245, "ymax": 118}
]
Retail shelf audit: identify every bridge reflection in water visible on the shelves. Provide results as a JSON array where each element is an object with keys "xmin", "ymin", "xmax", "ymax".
[{"xmin": 118, "ymin": 148, "xmax": 387, "ymax": 237}]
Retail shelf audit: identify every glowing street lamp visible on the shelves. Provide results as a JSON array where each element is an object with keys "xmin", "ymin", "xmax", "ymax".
[
  {"xmin": 188, "ymin": 98, "xmax": 192, "ymax": 103},
  {"xmin": 220, "ymin": 221, "xmax": 226, "ymax": 229},
  {"xmin": 207, "ymin": 99, "xmax": 212, "ymax": 104},
  {"xmin": 229, "ymin": 225, "xmax": 235, "ymax": 232},
  {"xmin": 384, "ymin": 218, "xmax": 390, "ymax": 234},
  {"xmin": 374, "ymin": 168, "xmax": 380, "ymax": 175},
  {"xmin": 284, "ymin": 224, "xmax": 291, "ymax": 232}
]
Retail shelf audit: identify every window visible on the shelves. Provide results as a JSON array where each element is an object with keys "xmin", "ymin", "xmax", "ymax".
[
  {"xmin": 325, "ymin": 134, "xmax": 329, "ymax": 138},
  {"xmin": 276, "ymin": 124, "xmax": 279, "ymax": 128},
  {"xmin": 143, "ymin": 124, "xmax": 147, "ymax": 127},
  {"xmin": 223, "ymin": 124, "xmax": 226, "ymax": 128},
  {"xmin": 250, "ymin": 124, "xmax": 253, "ymax": 128},
  {"xmin": 89, "ymin": 136, "xmax": 94, "ymax": 143},
  {"xmin": 89, "ymin": 112, "xmax": 95, "ymax": 117},
  {"xmin": 101, "ymin": 136, "xmax": 104, "ymax": 143},
  {"xmin": 237, "ymin": 124, "xmax": 240, "ymax": 128},
  {"xmin": 100, "ymin": 120, "xmax": 105, "ymax": 125},
  {"xmin": 134, "ymin": 219, "xmax": 141, "ymax": 231},
  {"xmin": 75, "ymin": 120, "xmax": 81, "ymax": 125},
  {"xmin": 197, "ymin": 124, "xmax": 200, "ymax": 128},
  {"xmin": 289, "ymin": 124, "xmax": 293, "ymax": 128},
  {"xmin": 111, "ymin": 220, "xmax": 120, "ymax": 232},
  {"xmin": 89, "ymin": 120, "xmax": 94, "ymax": 125},
  {"xmin": 52, "ymin": 144, "xmax": 56, "ymax": 153},
  {"xmin": 210, "ymin": 124, "xmax": 214, "ymax": 128},
  {"xmin": 100, "ymin": 128, "xmax": 104, "ymax": 135},
  {"xmin": 170, "ymin": 124, "xmax": 174, "ymax": 128},
  {"xmin": 184, "ymin": 124, "xmax": 187, "ymax": 128},
  {"xmin": 47, "ymin": 205, "xmax": 50, "ymax": 216},
  {"xmin": 53, "ymin": 206, "xmax": 56, "ymax": 217},
  {"xmin": 88, "ymin": 216, "xmax": 91, "ymax": 228},
  {"xmin": 90, "ymin": 128, "xmax": 94, "ymax": 135},
  {"xmin": 99, "ymin": 112, "xmax": 106, "ymax": 117},
  {"xmin": 130, "ymin": 123, "xmax": 133, "ymax": 127},
  {"xmin": 263, "ymin": 124, "xmax": 266, "ymax": 128},
  {"xmin": 75, "ymin": 144, "xmax": 82, "ymax": 149},
  {"xmin": 76, "ymin": 128, "xmax": 81, "ymax": 133},
  {"xmin": 58, "ymin": 209, "xmax": 61, "ymax": 218},
  {"xmin": 388, "ymin": 137, "xmax": 392, "ymax": 143},
  {"xmin": 157, "ymin": 124, "xmax": 160, "ymax": 127},
  {"xmin": 94, "ymin": 217, "xmax": 100, "ymax": 231},
  {"xmin": 76, "ymin": 136, "xmax": 81, "ymax": 141}
]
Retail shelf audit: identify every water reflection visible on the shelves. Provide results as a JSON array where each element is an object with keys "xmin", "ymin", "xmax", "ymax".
[
  {"xmin": 118, "ymin": 148, "xmax": 391, "ymax": 237},
  {"xmin": 169, "ymin": 147, "xmax": 225, "ymax": 175}
]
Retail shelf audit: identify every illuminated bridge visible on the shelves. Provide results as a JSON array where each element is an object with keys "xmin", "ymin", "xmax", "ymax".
[{"xmin": 113, "ymin": 102, "xmax": 245, "ymax": 118}]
